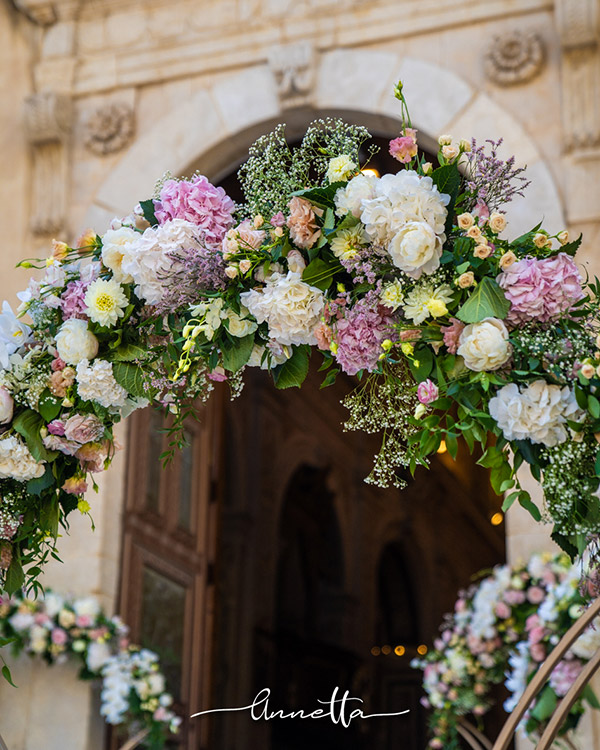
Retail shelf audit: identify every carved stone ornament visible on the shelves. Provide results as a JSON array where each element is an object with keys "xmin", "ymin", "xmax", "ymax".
[
  {"xmin": 484, "ymin": 31, "xmax": 545, "ymax": 86},
  {"xmin": 84, "ymin": 103, "xmax": 135, "ymax": 156},
  {"xmin": 268, "ymin": 41, "xmax": 315, "ymax": 106}
]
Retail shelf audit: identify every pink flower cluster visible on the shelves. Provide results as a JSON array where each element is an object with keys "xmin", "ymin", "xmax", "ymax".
[
  {"xmin": 334, "ymin": 300, "xmax": 395, "ymax": 376},
  {"xmin": 155, "ymin": 175, "xmax": 235, "ymax": 247},
  {"xmin": 61, "ymin": 280, "xmax": 90, "ymax": 320},
  {"xmin": 549, "ymin": 657, "xmax": 584, "ymax": 697},
  {"xmin": 497, "ymin": 252, "xmax": 584, "ymax": 326},
  {"xmin": 389, "ymin": 127, "xmax": 418, "ymax": 164}
]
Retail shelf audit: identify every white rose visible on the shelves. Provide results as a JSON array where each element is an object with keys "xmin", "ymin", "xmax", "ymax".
[
  {"xmin": 101, "ymin": 227, "xmax": 138, "ymax": 283},
  {"xmin": 388, "ymin": 221, "xmax": 443, "ymax": 279},
  {"xmin": 457, "ymin": 318, "xmax": 511, "ymax": 372},
  {"xmin": 226, "ymin": 310, "xmax": 258, "ymax": 338},
  {"xmin": 240, "ymin": 271, "xmax": 325, "ymax": 347},
  {"xmin": 286, "ymin": 249, "xmax": 306, "ymax": 274},
  {"xmin": 334, "ymin": 173, "xmax": 378, "ymax": 218},
  {"xmin": 0, "ymin": 387, "xmax": 13, "ymax": 424},
  {"xmin": 55, "ymin": 319, "xmax": 99, "ymax": 365}
]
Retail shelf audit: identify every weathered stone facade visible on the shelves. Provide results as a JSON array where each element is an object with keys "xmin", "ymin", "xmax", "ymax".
[{"xmin": 1, "ymin": 0, "xmax": 600, "ymax": 747}]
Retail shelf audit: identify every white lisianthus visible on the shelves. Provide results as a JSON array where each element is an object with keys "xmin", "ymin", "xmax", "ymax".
[
  {"xmin": 76, "ymin": 359, "xmax": 129, "ymax": 409},
  {"xmin": 0, "ymin": 301, "xmax": 32, "ymax": 369},
  {"xmin": 101, "ymin": 226, "xmax": 138, "ymax": 283},
  {"xmin": 326, "ymin": 154, "xmax": 356, "ymax": 183},
  {"xmin": 247, "ymin": 342, "xmax": 291, "ymax": 369},
  {"xmin": 488, "ymin": 380, "xmax": 584, "ymax": 447},
  {"xmin": 0, "ymin": 434, "xmax": 45, "ymax": 481},
  {"xmin": 330, "ymin": 225, "xmax": 369, "ymax": 260},
  {"xmin": 333, "ymin": 173, "xmax": 377, "ymax": 218},
  {"xmin": 84, "ymin": 278, "xmax": 129, "ymax": 328},
  {"xmin": 241, "ymin": 271, "xmax": 325, "ymax": 347},
  {"xmin": 457, "ymin": 318, "xmax": 511, "ymax": 372},
  {"xmin": 388, "ymin": 221, "xmax": 443, "ymax": 279},
  {"xmin": 55, "ymin": 319, "xmax": 99, "ymax": 365},
  {"xmin": 380, "ymin": 279, "xmax": 405, "ymax": 311},
  {"xmin": 225, "ymin": 310, "xmax": 258, "ymax": 338},
  {"xmin": 402, "ymin": 283, "xmax": 454, "ymax": 325}
]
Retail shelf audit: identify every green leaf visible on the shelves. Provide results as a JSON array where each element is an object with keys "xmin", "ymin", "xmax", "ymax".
[
  {"xmin": 5, "ymin": 556, "xmax": 24, "ymax": 595},
  {"xmin": 109, "ymin": 343, "xmax": 148, "ymax": 362},
  {"xmin": 431, "ymin": 164, "xmax": 461, "ymax": 235},
  {"xmin": 589, "ymin": 394, "xmax": 600, "ymax": 419},
  {"xmin": 502, "ymin": 491, "xmax": 520, "ymax": 512},
  {"xmin": 221, "ymin": 334, "xmax": 255, "ymax": 372},
  {"xmin": 531, "ymin": 685, "xmax": 557, "ymax": 722},
  {"xmin": 320, "ymin": 368, "xmax": 339, "ymax": 389},
  {"xmin": 582, "ymin": 684, "xmax": 600, "ymax": 710},
  {"xmin": 40, "ymin": 496, "xmax": 60, "ymax": 538},
  {"xmin": 558, "ymin": 233, "xmax": 582, "ymax": 257},
  {"xmin": 302, "ymin": 257, "xmax": 342, "ymax": 292},
  {"xmin": 26, "ymin": 465, "xmax": 55, "ymax": 496},
  {"xmin": 1, "ymin": 664, "xmax": 17, "ymax": 688},
  {"xmin": 325, "ymin": 212, "xmax": 359, "ymax": 237},
  {"xmin": 272, "ymin": 346, "xmax": 310, "ymax": 389},
  {"xmin": 456, "ymin": 277, "xmax": 510, "ymax": 323},
  {"xmin": 139, "ymin": 199, "xmax": 157, "ymax": 226},
  {"xmin": 13, "ymin": 409, "xmax": 57, "ymax": 463},
  {"xmin": 407, "ymin": 346, "xmax": 434, "ymax": 381},
  {"xmin": 518, "ymin": 491, "xmax": 542, "ymax": 522},
  {"xmin": 575, "ymin": 385, "xmax": 588, "ymax": 410},
  {"xmin": 112, "ymin": 362, "xmax": 150, "ymax": 398},
  {"xmin": 37, "ymin": 389, "xmax": 62, "ymax": 422},
  {"xmin": 291, "ymin": 182, "xmax": 346, "ymax": 210}
]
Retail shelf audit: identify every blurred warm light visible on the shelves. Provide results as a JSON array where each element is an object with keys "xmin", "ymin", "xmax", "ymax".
[
  {"xmin": 371, "ymin": 646, "xmax": 381, "ymax": 656},
  {"xmin": 361, "ymin": 167, "xmax": 380, "ymax": 178},
  {"xmin": 394, "ymin": 645, "xmax": 405, "ymax": 656},
  {"xmin": 417, "ymin": 644, "xmax": 428, "ymax": 655},
  {"xmin": 437, "ymin": 440, "xmax": 447, "ymax": 454},
  {"xmin": 382, "ymin": 644, "xmax": 392, "ymax": 655},
  {"xmin": 491, "ymin": 511, "xmax": 504, "ymax": 526}
]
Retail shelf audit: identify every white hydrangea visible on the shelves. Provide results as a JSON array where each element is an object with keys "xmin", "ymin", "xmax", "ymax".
[
  {"xmin": 334, "ymin": 173, "xmax": 378, "ymax": 218},
  {"xmin": 488, "ymin": 380, "xmax": 584, "ymax": 447},
  {"xmin": 120, "ymin": 218, "xmax": 201, "ymax": 305},
  {"xmin": 240, "ymin": 271, "xmax": 325, "ymax": 347},
  {"xmin": 76, "ymin": 359, "xmax": 129, "ymax": 409},
  {"xmin": 0, "ymin": 434, "xmax": 45, "ymax": 481}
]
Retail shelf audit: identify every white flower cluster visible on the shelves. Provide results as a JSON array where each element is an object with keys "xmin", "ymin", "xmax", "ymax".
[
  {"xmin": 503, "ymin": 641, "xmax": 531, "ymax": 713},
  {"xmin": 0, "ymin": 302, "xmax": 31, "ymax": 370},
  {"xmin": 469, "ymin": 565, "xmax": 511, "ymax": 641},
  {"xmin": 0, "ymin": 435, "xmax": 45, "ymax": 481},
  {"xmin": 241, "ymin": 271, "xmax": 325, "ymax": 347},
  {"xmin": 76, "ymin": 359, "xmax": 129, "ymax": 409},
  {"xmin": 335, "ymin": 170, "xmax": 450, "ymax": 279},
  {"xmin": 489, "ymin": 380, "xmax": 584, "ymax": 447}
]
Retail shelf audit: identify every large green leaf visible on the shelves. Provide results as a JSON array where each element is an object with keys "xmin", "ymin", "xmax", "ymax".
[
  {"xmin": 531, "ymin": 685, "xmax": 557, "ymax": 722},
  {"xmin": 456, "ymin": 277, "xmax": 510, "ymax": 323},
  {"xmin": 139, "ymin": 199, "xmax": 157, "ymax": 226},
  {"xmin": 272, "ymin": 346, "xmax": 310, "ymax": 389},
  {"xmin": 291, "ymin": 182, "xmax": 346, "ymax": 210},
  {"xmin": 112, "ymin": 361, "xmax": 150, "ymax": 398},
  {"xmin": 109, "ymin": 343, "xmax": 148, "ymax": 362},
  {"xmin": 5, "ymin": 556, "xmax": 24, "ymax": 596},
  {"xmin": 37, "ymin": 389, "xmax": 62, "ymax": 423},
  {"xmin": 302, "ymin": 258, "xmax": 342, "ymax": 292},
  {"xmin": 13, "ymin": 409, "xmax": 58, "ymax": 463},
  {"xmin": 221, "ymin": 334, "xmax": 255, "ymax": 372},
  {"xmin": 431, "ymin": 164, "xmax": 461, "ymax": 236},
  {"xmin": 27, "ymin": 465, "xmax": 55, "ymax": 496}
]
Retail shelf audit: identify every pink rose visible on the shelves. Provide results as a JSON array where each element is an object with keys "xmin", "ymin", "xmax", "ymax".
[
  {"xmin": 64, "ymin": 414, "xmax": 105, "ymax": 444},
  {"xmin": 417, "ymin": 379, "xmax": 439, "ymax": 405},
  {"xmin": 527, "ymin": 586, "xmax": 546, "ymax": 604}
]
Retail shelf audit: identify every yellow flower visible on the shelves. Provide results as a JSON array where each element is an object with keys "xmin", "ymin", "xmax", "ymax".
[
  {"xmin": 84, "ymin": 278, "xmax": 128, "ymax": 328},
  {"xmin": 426, "ymin": 298, "xmax": 448, "ymax": 317},
  {"xmin": 78, "ymin": 499, "xmax": 91, "ymax": 514}
]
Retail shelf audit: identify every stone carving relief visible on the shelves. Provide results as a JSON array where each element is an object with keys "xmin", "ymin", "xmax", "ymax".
[
  {"xmin": 84, "ymin": 103, "xmax": 135, "ymax": 156},
  {"xmin": 484, "ymin": 30, "xmax": 545, "ymax": 86},
  {"xmin": 267, "ymin": 41, "xmax": 315, "ymax": 107},
  {"xmin": 23, "ymin": 92, "xmax": 73, "ymax": 236}
]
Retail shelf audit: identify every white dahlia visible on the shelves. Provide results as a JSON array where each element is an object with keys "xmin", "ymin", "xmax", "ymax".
[{"xmin": 84, "ymin": 278, "xmax": 128, "ymax": 328}]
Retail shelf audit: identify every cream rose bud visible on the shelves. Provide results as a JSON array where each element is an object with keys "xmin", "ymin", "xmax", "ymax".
[
  {"xmin": 533, "ymin": 232, "xmax": 548, "ymax": 249},
  {"xmin": 442, "ymin": 144, "xmax": 459, "ymax": 161},
  {"xmin": 388, "ymin": 221, "xmax": 443, "ymax": 279},
  {"xmin": 459, "ymin": 139, "xmax": 472, "ymax": 152},
  {"xmin": 457, "ymin": 317, "xmax": 511, "ymax": 372},
  {"xmin": 499, "ymin": 251, "xmax": 517, "ymax": 269},
  {"xmin": 581, "ymin": 363, "xmax": 596, "ymax": 379},
  {"xmin": 438, "ymin": 134, "xmax": 452, "ymax": 146},
  {"xmin": 225, "ymin": 265, "xmax": 238, "ymax": 279},
  {"xmin": 239, "ymin": 259, "xmax": 252, "ymax": 274},
  {"xmin": 55, "ymin": 319, "xmax": 99, "ymax": 365},
  {"xmin": 286, "ymin": 248, "xmax": 306, "ymax": 274},
  {"xmin": 474, "ymin": 243, "xmax": 493, "ymax": 259},
  {"xmin": 558, "ymin": 230, "xmax": 569, "ymax": 245},
  {"xmin": 488, "ymin": 212, "xmax": 507, "ymax": 234},
  {"xmin": 0, "ymin": 387, "xmax": 13, "ymax": 424},
  {"xmin": 457, "ymin": 271, "xmax": 475, "ymax": 289},
  {"xmin": 466, "ymin": 225, "xmax": 482, "ymax": 241},
  {"xmin": 421, "ymin": 161, "xmax": 433, "ymax": 175},
  {"xmin": 457, "ymin": 213, "xmax": 474, "ymax": 230}
]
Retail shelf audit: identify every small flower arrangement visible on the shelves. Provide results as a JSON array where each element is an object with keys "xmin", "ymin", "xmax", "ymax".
[
  {"xmin": 0, "ymin": 589, "xmax": 180, "ymax": 747},
  {"xmin": 412, "ymin": 553, "xmax": 600, "ymax": 749},
  {"xmin": 0, "ymin": 79, "xmax": 599, "ymax": 594}
]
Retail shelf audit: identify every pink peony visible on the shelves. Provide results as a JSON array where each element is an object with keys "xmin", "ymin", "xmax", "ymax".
[
  {"xmin": 334, "ymin": 301, "xmax": 395, "ymax": 376},
  {"xmin": 527, "ymin": 586, "xmax": 546, "ymax": 604},
  {"xmin": 155, "ymin": 175, "xmax": 235, "ymax": 247},
  {"xmin": 441, "ymin": 318, "xmax": 465, "ymax": 354},
  {"xmin": 549, "ymin": 659, "xmax": 584, "ymax": 697},
  {"xmin": 64, "ymin": 414, "xmax": 105, "ymax": 444},
  {"xmin": 417, "ymin": 379, "xmax": 439, "ymax": 405},
  {"xmin": 389, "ymin": 128, "xmax": 418, "ymax": 163},
  {"xmin": 497, "ymin": 252, "xmax": 584, "ymax": 325}
]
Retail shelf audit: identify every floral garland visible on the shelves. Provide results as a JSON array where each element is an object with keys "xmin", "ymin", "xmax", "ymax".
[
  {"xmin": 0, "ymin": 80, "xmax": 599, "ymax": 594},
  {"xmin": 412, "ymin": 553, "xmax": 600, "ymax": 749},
  {"xmin": 0, "ymin": 589, "xmax": 180, "ymax": 747}
]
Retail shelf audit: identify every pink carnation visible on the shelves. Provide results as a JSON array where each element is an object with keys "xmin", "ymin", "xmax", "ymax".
[
  {"xmin": 389, "ymin": 128, "xmax": 418, "ymax": 164},
  {"xmin": 314, "ymin": 321, "xmax": 332, "ymax": 351},
  {"xmin": 155, "ymin": 175, "xmax": 235, "ymax": 247},
  {"xmin": 497, "ymin": 252, "xmax": 584, "ymax": 325},
  {"xmin": 549, "ymin": 659, "xmax": 584, "ymax": 697},
  {"xmin": 441, "ymin": 318, "xmax": 465, "ymax": 354},
  {"xmin": 334, "ymin": 300, "xmax": 395, "ymax": 376}
]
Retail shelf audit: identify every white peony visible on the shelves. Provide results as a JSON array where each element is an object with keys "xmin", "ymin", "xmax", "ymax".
[
  {"xmin": 489, "ymin": 380, "xmax": 584, "ymax": 447},
  {"xmin": 101, "ymin": 226, "xmax": 138, "ymax": 283},
  {"xmin": 73, "ymin": 596, "xmax": 101, "ymax": 619},
  {"xmin": 120, "ymin": 218, "xmax": 201, "ymax": 305},
  {"xmin": 0, "ymin": 435, "xmax": 45, "ymax": 481},
  {"xmin": 55, "ymin": 319, "xmax": 99, "ymax": 365},
  {"xmin": 240, "ymin": 271, "xmax": 325, "ymax": 347},
  {"xmin": 334, "ymin": 173, "xmax": 378, "ymax": 218},
  {"xmin": 76, "ymin": 359, "xmax": 129, "ymax": 409},
  {"xmin": 388, "ymin": 221, "xmax": 443, "ymax": 278},
  {"xmin": 0, "ymin": 301, "xmax": 32, "ymax": 369},
  {"xmin": 457, "ymin": 317, "xmax": 511, "ymax": 372}
]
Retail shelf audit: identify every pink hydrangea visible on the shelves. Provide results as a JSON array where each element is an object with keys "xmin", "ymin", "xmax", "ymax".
[
  {"xmin": 155, "ymin": 175, "xmax": 235, "ymax": 247},
  {"xmin": 549, "ymin": 659, "xmax": 584, "ymax": 697},
  {"xmin": 333, "ymin": 300, "xmax": 395, "ymax": 376},
  {"xmin": 61, "ymin": 280, "xmax": 90, "ymax": 320},
  {"xmin": 441, "ymin": 318, "xmax": 465, "ymax": 354},
  {"xmin": 497, "ymin": 252, "xmax": 584, "ymax": 325}
]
